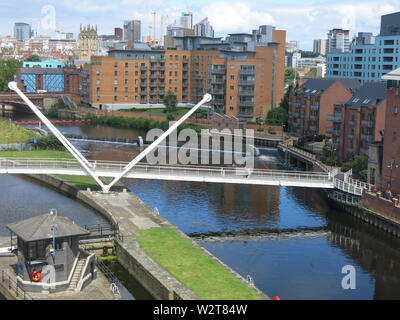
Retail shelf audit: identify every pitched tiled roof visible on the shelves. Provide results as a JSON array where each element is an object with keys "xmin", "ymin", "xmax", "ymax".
[
  {"xmin": 298, "ymin": 78, "xmax": 361, "ymax": 96},
  {"xmin": 6, "ymin": 214, "xmax": 90, "ymax": 242},
  {"xmin": 344, "ymin": 82, "xmax": 387, "ymax": 109}
]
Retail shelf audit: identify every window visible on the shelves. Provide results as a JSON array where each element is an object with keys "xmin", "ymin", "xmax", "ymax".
[
  {"xmin": 125, "ymin": 62, "xmax": 129, "ymax": 68},
  {"xmin": 55, "ymin": 238, "xmax": 63, "ymax": 251},
  {"xmin": 37, "ymin": 240, "xmax": 46, "ymax": 258},
  {"xmin": 28, "ymin": 242, "xmax": 36, "ymax": 258}
]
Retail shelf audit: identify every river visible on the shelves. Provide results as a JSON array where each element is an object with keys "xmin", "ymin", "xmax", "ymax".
[{"xmin": 2, "ymin": 121, "xmax": 400, "ymax": 299}]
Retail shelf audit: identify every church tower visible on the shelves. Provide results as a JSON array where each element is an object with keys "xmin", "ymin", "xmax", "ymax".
[{"xmin": 78, "ymin": 24, "xmax": 99, "ymax": 61}]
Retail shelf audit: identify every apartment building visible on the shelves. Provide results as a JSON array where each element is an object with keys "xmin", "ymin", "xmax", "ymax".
[
  {"xmin": 86, "ymin": 28, "xmax": 285, "ymax": 121},
  {"xmin": 327, "ymin": 29, "xmax": 350, "ymax": 54},
  {"xmin": 288, "ymin": 78, "xmax": 360, "ymax": 138},
  {"xmin": 380, "ymin": 69, "xmax": 400, "ymax": 194},
  {"xmin": 327, "ymin": 12, "xmax": 400, "ymax": 83},
  {"xmin": 327, "ymin": 82, "xmax": 387, "ymax": 161}
]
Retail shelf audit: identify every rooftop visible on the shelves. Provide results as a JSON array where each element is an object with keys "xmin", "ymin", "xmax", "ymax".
[
  {"xmin": 344, "ymin": 82, "xmax": 387, "ymax": 109},
  {"xmin": 6, "ymin": 213, "xmax": 90, "ymax": 242},
  {"xmin": 382, "ymin": 67, "xmax": 400, "ymax": 81},
  {"xmin": 299, "ymin": 78, "xmax": 361, "ymax": 96}
]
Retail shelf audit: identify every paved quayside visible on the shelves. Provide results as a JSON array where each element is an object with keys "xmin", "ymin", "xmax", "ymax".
[{"xmin": 78, "ymin": 188, "xmax": 268, "ymax": 300}]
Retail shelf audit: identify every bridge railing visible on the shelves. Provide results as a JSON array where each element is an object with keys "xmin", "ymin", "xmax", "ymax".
[{"xmin": 0, "ymin": 157, "xmax": 333, "ymax": 183}]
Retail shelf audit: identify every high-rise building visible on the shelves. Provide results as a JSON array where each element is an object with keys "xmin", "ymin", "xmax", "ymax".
[
  {"xmin": 286, "ymin": 40, "xmax": 299, "ymax": 53},
  {"xmin": 194, "ymin": 17, "xmax": 214, "ymax": 38},
  {"xmin": 327, "ymin": 28, "xmax": 350, "ymax": 53},
  {"xmin": 313, "ymin": 39, "xmax": 327, "ymax": 56},
  {"xmin": 124, "ymin": 20, "xmax": 141, "ymax": 44},
  {"xmin": 327, "ymin": 12, "xmax": 400, "ymax": 83},
  {"xmin": 114, "ymin": 28, "xmax": 123, "ymax": 41},
  {"xmin": 78, "ymin": 24, "xmax": 99, "ymax": 61},
  {"xmin": 14, "ymin": 22, "xmax": 32, "ymax": 41},
  {"xmin": 180, "ymin": 12, "xmax": 193, "ymax": 29},
  {"xmin": 85, "ymin": 27, "xmax": 285, "ymax": 121},
  {"xmin": 160, "ymin": 15, "xmax": 170, "ymax": 46}
]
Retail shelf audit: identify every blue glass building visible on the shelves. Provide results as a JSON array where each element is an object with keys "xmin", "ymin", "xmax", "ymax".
[{"xmin": 327, "ymin": 12, "xmax": 400, "ymax": 83}]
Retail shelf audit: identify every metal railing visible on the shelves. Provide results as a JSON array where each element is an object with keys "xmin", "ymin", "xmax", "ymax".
[
  {"xmin": 0, "ymin": 157, "xmax": 333, "ymax": 186},
  {"xmin": 0, "ymin": 270, "xmax": 33, "ymax": 300}
]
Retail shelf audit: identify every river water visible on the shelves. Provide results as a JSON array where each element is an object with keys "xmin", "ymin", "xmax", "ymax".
[{"xmin": 2, "ymin": 122, "xmax": 400, "ymax": 299}]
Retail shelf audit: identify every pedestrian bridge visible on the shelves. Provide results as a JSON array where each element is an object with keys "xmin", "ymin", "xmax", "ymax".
[{"xmin": 0, "ymin": 158, "xmax": 335, "ymax": 189}]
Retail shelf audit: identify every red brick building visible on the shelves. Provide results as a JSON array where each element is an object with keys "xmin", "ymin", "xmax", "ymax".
[
  {"xmin": 381, "ymin": 69, "xmax": 400, "ymax": 194},
  {"xmin": 288, "ymin": 78, "xmax": 360, "ymax": 138},
  {"xmin": 328, "ymin": 82, "xmax": 387, "ymax": 161}
]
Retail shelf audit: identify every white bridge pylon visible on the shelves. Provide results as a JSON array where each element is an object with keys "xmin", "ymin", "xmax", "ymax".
[{"xmin": 8, "ymin": 81, "xmax": 211, "ymax": 193}]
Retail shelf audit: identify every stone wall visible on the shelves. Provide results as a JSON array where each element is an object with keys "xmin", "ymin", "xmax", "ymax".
[{"xmin": 362, "ymin": 192, "xmax": 400, "ymax": 222}]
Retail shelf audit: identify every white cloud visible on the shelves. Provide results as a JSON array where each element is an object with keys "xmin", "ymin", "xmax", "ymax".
[{"xmin": 203, "ymin": 1, "xmax": 275, "ymax": 34}]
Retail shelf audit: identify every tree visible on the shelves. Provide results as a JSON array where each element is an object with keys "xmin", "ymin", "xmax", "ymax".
[
  {"xmin": 341, "ymin": 154, "xmax": 368, "ymax": 180},
  {"xmin": 25, "ymin": 54, "xmax": 41, "ymax": 62},
  {"xmin": 0, "ymin": 58, "xmax": 22, "ymax": 91},
  {"xmin": 299, "ymin": 50, "xmax": 320, "ymax": 58},
  {"xmin": 279, "ymin": 85, "xmax": 293, "ymax": 111},
  {"xmin": 163, "ymin": 90, "xmax": 177, "ymax": 113},
  {"xmin": 285, "ymin": 67, "xmax": 299, "ymax": 85},
  {"xmin": 266, "ymin": 107, "xmax": 288, "ymax": 126}
]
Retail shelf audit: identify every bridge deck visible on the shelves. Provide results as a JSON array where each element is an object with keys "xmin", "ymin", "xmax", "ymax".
[{"xmin": 0, "ymin": 158, "xmax": 334, "ymax": 189}]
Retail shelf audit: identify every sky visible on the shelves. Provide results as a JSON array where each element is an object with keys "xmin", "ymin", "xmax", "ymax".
[{"xmin": 0, "ymin": 0, "xmax": 399, "ymax": 50}]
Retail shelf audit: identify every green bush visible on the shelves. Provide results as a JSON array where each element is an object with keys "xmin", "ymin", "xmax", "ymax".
[
  {"xmin": 31, "ymin": 134, "xmax": 65, "ymax": 150},
  {"xmin": 90, "ymin": 115, "xmax": 202, "ymax": 133}
]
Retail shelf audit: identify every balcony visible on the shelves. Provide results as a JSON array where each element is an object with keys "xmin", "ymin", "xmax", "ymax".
[
  {"xmin": 149, "ymin": 83, "xmax": 157, "ymax": 87},
  {"xmin": 238, "ymin": 69, "xmax": 255, "ymax": 75},
  {"xmin": 348, "ymin": 120, "xmax": 355, "ymax": 126},
  {"xmin": 158, "ymin": 90, "xmax": 164, "ymax": 95},
  {"xmin": 347, "ymin": 134, "xmax": 354, "ymax": 139},
  {"xmin": 361, "ymin": 134, "xmax": 372, "ymax": 142},
  {"xmin": 238, "ymin": 80, "xmax": 255, "ymax": 85},
  {"xmin": 192, "ymin": 83, "xmax": 203, "ymax": 88},
  {"xmin": 140, "ymin": 82, "xmax": 147, "ymax": 87},
  {"xmin": 212, "ymin": 99, "xmax": 225, "ymax": 105},
  {"xmin": 310, "ymin": 105, "xmax": 319, "ymax": 111},
  {"xmin": 309, "ymin": 125, "xmax": 317, "ymax": 131},
  {"xmin": 361, "ymin": 120, "xmax": 373, "ymax": 128},
  {"xmin": 238, "ymin": 90, "xmax": 254, "ymax": 96},
  {"xmin": 211, "ymin": 88, "xmax": 225, "ymax": 95},
  {"xmin": 326, "ymin": 128, "xmax": 341, "ymax": 136},
  {"xmin": 140, "ymin": 91, "xmax": 147, "ymax": 96},
  {"xmin": 192, "ymin": 75, "xmax": 202, "ymax": 80},
  {"xmin": 211, "ymin": 79, "xmax": 225, "ymax": 84},
  {"xmin": 310, "ymin": 115, "xmax": 318, "ymax": 121},
  {"xmin": 327, "ymin": 114, "xmax": 341, "ymax": 122},
  {"xmin": 158, "ymin": 82, "xmax": 165, "ymax": 87},
  {"xmin": 141, "ymin": 75, "xmax": 147, "ymax": 80},
  {"xmin": 210, "ymin": 69, "xmax": 226, "ymax": 74},
  {"xmin": 141, "ymin": 66, "xmax": 147, "ymax": 71},
  {"xmin": 238, "ymin": 101, "xmax": 254, "ymax": 107}
]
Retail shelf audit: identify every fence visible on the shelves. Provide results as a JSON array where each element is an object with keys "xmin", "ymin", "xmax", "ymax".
[{"xmin": 0, "ymin": 270, "xmax": 33, "ymax": 300}]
